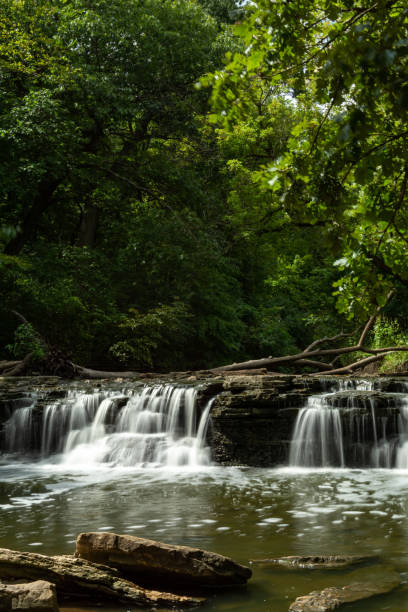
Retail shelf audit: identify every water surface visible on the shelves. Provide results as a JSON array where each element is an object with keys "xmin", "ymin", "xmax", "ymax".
[{"xmin": 1, "ymin": 461, "xmax": 408, "ymax": 610}]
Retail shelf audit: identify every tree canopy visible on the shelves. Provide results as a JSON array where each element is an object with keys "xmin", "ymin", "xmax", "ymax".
[
  {"xmin": 209, "ymin": 0, "xmax": 408, "ymax": 320},
  {"xmin": 2, "ymin": 0, "xmax": 407, "ymax": 374}
]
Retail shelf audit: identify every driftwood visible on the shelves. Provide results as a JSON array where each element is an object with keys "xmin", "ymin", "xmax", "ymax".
[{"xmin": 0, "ymin": 548, "xmax": 203, "ymax": 608}]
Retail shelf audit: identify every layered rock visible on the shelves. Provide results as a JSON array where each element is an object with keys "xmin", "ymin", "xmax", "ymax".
[
  {"xmin": 209, "ymin": 375, "xmax": 321, "ymax": 465},
  {"xmin": 76, "ymin": 532, "xmax": 252, "ymax": 587}
]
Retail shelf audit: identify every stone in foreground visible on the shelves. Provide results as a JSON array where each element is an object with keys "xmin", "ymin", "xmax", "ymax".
[
  {"xmin": 0, "ymin": 580, "xmax": 58, "ymax": 611},
  {"xmin": 0, "ymin": 548, "xmax": 203, "ymax": 608},
  {"xmin": 252, "ymin": 555, "xmax": 378, "ymax": 570},
  {"xmin": 76, "ymin": 532, "xmax": 252, "ymax": 587},
  {"xmin": 289, "ymin": 577, "xmax": 400, "ymax": 611}
]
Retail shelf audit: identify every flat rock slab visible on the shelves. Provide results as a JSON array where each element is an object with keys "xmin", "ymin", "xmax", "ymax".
[
  {"xmin": 252, "ymin": 555, "xmax": 378, "ymax": 570},
  {"xmin": 0, "ymin": 580, "xmax": 58, "ymax": 611},
  {"xmin": 0, "ymin": 548, "xmax": 203, "ymax": 608},
  {"xmin": 289, "ymin": 576, "xmax": 400, "ymax": 611},
  {"xmin": 76, "ymin": 532, "xmax": 252, "ymax": 587}
]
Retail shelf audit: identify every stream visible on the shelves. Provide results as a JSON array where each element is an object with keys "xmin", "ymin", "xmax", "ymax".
[
  {"xmin": 1, "ymin": 463, "xmax": 408, "ymax": 610},
  {"xmin": 1, "ymin": 379, "xmax": 408, "ymax": 610}
]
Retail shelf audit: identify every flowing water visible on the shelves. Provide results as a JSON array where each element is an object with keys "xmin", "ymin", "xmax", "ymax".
[
  {"xmin": 3, "ymin": 384, "xmax": 212, "ymax": 467},
  {"xmin": 1, "ymin": 380, "xmax": 408, "ymax": 610},
  {"xmin": 289, "ymin": 378, "xmax": 408, "ymax": 469}
]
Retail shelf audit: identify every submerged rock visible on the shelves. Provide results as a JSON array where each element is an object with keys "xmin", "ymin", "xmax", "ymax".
[
  {"xmin": 253, "ymin": 555, "xmax": 378, "ymax": 570},
  {"xmin": 289, "ymin": 576, "xmax": 400, "ymax": 611},
  {"xmin": 76, "ymin": 532, "xmax": 252, "ymax": 587},
  {"xmin": 0, "ymin": 580, "xmax": 58, "ymax": 611}
]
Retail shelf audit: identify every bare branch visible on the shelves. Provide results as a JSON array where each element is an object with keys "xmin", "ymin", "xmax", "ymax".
[
  {"xmin": 314, "ymin": 352, "xmax": 393, "ymax": 375},
  {"xmin": 304, "ymin": 330, "xmax": 356, "ymax": 353}
]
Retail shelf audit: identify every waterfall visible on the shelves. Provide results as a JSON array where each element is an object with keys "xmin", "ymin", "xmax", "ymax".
[
  {"xmin": 289, "ymin": 395, "xmax": 345, "ymax": 467},
  {"xmin": 289, "ymin": 379, "xmax": 408, "ymax": 468},
  {"xmin": 396, "ymin": 402, "xmax": 408, "ymax": 468},
  {"xmin": 3, "ymin": 384, "xmax": 213, "ymax": 468},
  {"xmin": 3, "ymin": 406, "xmax": 35, "ymax": 454}
]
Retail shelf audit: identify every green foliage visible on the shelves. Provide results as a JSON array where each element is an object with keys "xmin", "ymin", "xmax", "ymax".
[
  {"xmin": 372, "ymin": 318, "xmax": 408, "ymax": 372},
  {"xmin": 196, "ymin": 0, "xmax": 245, "ymax": 24},
  {"xmin": 6, "ymin": 323, "xmax": 45, "ymax": 362},
  {"xmin": 110, "ymin": 302, "xmax": 192, "ymax": 369},
  {"xmin": 209, "ymin": 0, "xmax": 408, "ymax": 321},
  {"xmin": 0, "ymin": 0, "xmax": 359, "ymax": 371}
]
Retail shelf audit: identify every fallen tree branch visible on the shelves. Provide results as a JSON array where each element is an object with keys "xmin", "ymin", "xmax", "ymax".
[
  {"xmin": 304, "ymin": 330, "xmax": 356, "ymax": 353},
  {"xmin": 214, "ymin": 292, "xmax": 401, "ymax": 375},
  {"xmin": 3, "ymin": 354, "xmax": 33, "ymax": 376},
  {"xmin": 0, "ymin": 360, "xmax": 21, "ymax": 372},
  {"xmin": 71, "ymin": 363, "xmax": 140, "ymax": 379},
  {"xmin": 314, "ymin": 353, "xmax": 390, "ymax": 375}
]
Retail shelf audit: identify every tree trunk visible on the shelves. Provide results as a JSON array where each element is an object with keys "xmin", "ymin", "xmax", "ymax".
[
  {"xmin": 78, "ymin": 203, "xmax": 99, "ymax": 248},
  {"xmin": 4, "ymin": 178, "xmax": 61, "ymax": 255}
]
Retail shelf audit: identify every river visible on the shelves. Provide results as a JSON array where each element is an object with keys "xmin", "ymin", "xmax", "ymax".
[
  {"xmin": 1, "ymin": 461, "xmax": 408, "ymax": 610},
  {"xmin": 1, "ymin": 378, "xmax": 408, "ymax": 610}
]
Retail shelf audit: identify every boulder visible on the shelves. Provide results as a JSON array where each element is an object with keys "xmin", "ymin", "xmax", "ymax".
[
  {"xmin": 1, "ymin": 580, "xmax": 58, "ymax": 611},
  {"xmin": 76, "ymin": 532, "xmax": 252, "ymax": 587},
  {"xmin": 289, "ymin": 576, "xmax": 400, "ymax": 611},
  {"xmin": 252, "ymin": 555, "xmax": 378, "ymax": 570}
]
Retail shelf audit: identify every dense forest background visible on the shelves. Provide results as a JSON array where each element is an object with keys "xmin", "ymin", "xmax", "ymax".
[{"xmin": 1, "ymin": 0, "xmax": 408, "ymax": 373}]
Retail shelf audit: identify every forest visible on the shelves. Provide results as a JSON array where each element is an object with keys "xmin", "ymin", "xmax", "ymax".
[{"xmin": 1, "ymin": 0, "xmax": 408, "ymax": 375}]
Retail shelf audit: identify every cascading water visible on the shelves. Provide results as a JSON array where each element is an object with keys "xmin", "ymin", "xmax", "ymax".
[
  {"xmin": 2, "ymin": 384, "xmax": 213, "ymax": 468},
  {"xmin": 289, "ymin": 378, "xmax": 408, "ymax": 468},
  {"xmin": 289, "ymin": 395, "xmax": 345, "ymax": 467}
]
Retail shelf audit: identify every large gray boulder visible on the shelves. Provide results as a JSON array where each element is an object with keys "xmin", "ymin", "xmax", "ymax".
[
  {"xmin": 76, "ymin": 532, "xmax": 252, "ymax": 587},
  {"xmin": 0, "ymin": 580, "xmax": 58, "ymax": 611}
]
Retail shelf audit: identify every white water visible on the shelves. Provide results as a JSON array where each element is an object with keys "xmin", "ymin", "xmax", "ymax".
[
  {"xmin": 289, "ymin": 394, "xmax": 345, "ymax": 467},
  {"xmin": 3, "ymin": 385, "xmax": 212, "ymax": 468},
  {"xmin": 290, "ymin": 379, "xmax": 408, "ymax": 468},
  {"xmin": 4, "ymin": 405, "xmax": 35, "ymax": 453}
]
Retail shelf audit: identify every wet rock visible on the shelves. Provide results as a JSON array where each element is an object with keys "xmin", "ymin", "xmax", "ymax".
[
  {"xmin": 1, "ymin": 580, "xmax": 58, "ymax": 611},
  {"xmin": 253, "ymin": 555, "xmax": 378, "ymax": 570},
  {"xmin": 76, "ymin": 532, "xmax": 252, "ymax": 587},
  {"xmin": 289, "ymin": 576, "xmax": 400, "ymax": 611},
  {"xmin": 0, "ymin": 548, "xmax": 203, "ymax": 608}
]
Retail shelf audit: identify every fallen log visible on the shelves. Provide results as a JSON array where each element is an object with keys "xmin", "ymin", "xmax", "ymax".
[
  {"xmin": 0, "ymin": 548, "xmax": 204, "ymax": 608},
  {"xmin": 70, "ymin": 363, "xmax": 140, "ymax": 379},
  {"xmin": 0, "ymin": 360, "xmax": 21, "ymax": 371},
  {"xmin": 213, "ymin": 292, "xmax": 408, "ymax": 375}
]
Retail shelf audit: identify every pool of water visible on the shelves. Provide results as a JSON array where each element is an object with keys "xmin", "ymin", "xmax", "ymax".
[{"xmin": 1, "ymin": 461, "xmax": 408, "ymax": 610}]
